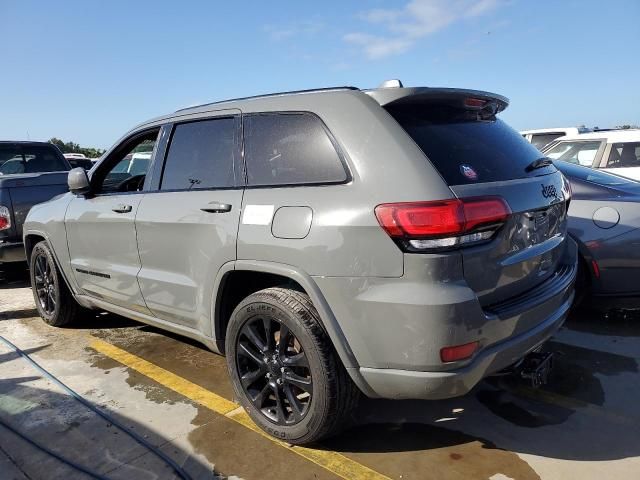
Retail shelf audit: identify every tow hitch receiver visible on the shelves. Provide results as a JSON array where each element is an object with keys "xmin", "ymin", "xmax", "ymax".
[{"xmin": 518, "ymin": 351, "xmax": 554, "ymax": 388}]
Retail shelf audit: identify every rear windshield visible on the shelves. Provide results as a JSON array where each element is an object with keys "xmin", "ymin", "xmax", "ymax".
[
  {"xmin": 0, "ymin": 144, "xmax": 70, "ymax": 175},
  {"xmin": 387, "ymin": 106, "xmax": 554, "ymax": 185}
]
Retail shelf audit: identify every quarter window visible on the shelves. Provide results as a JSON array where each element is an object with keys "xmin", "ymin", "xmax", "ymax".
[
  {"xmin": 606, "ymin": 142, "xmax": 640, "ymax": 168},
  {"xmin": 161, "ymin": 118, "xmax": 237, "ymax": 190},
  {"xmin": 243, "ymin": 113, "xmax": 347, "ymax": 186}
]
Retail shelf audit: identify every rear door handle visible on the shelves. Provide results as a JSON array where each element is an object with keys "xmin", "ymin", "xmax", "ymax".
[
  {"xmin": 112, "ymin": 204, "xmax": 133, "ymax": 213},
  {"xmin": 201, "ymin": 202, "xmax": 232, "ymax": 213}
]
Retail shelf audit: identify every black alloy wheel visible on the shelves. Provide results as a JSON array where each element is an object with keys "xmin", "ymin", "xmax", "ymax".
[
  {"xmin": 30, "ymin": 240, "xmax": 86, "ymax": 327},
  {"xmin": 236, "ymin": 316, "xmax": 313, "ymax": 425},
  {"xmin": 33, "ymin": 252, "xmax": 56, "ymax": 316}
]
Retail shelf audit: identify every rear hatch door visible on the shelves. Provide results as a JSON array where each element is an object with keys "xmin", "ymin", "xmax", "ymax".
[{"xmin": 383, "ymin": 90, "xmax": 570, "ymax": 311}]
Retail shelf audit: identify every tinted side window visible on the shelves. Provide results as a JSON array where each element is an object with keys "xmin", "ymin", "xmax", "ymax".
[
  {"xmin": 244, "ymin": 113, "xmax": 347, "ymax": 186},
  {"xmin": 606, "ymin": 142, "xmax": 640, "ymax": 168},
  {"xmin": 161, "ymin": 118, "xmax": 236, "ymax": 190}
]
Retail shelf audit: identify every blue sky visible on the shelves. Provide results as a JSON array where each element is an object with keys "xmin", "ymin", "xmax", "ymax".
[{"xmin": 2, "ymin": 0, "xmax": 639, "ymax": 149}]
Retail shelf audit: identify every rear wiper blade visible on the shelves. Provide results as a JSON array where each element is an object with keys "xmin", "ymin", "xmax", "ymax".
[{"xmin": 525, "ymin": 157, "xmax": 554, "ymax": 172}]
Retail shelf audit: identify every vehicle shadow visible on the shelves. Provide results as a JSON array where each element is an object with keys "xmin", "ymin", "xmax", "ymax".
[
  {"xmin": 565, "ymin": 305, "xmax": 640, "ymax": 337},
  {"xmin": 318, "ymin": 375, "xmax": 640, "ymax": 464},
  {"xmin": 0, "ymin": 376, "xmax": 219, "ymax": 480},
  {"xmin": 319, "ymin": 337, "xmax": 640, "ymax": 464},
  {"xmin": 0, "ymin": 262, "xmax": 30, "ymax": 289},
  {"xmin": 0, "ymin": 307, "xmax": 39, "ymax": 321}
]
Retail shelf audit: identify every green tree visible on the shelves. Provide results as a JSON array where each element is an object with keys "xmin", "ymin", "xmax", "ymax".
[{"xmin": 48, "ymin": 138, "xmax": 105, "ymax": 158}]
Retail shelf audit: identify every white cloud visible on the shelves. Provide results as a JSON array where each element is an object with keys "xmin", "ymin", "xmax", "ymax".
[
  {"xmin": 344, "ymin": 33, "xmax": 413, "ymax": 60},
  {"xmin": 344, "ymin": 0, "xmax": 506, "ymax": 59},
  {"xmin": 264, "ymin": 20, "xmax": 325, "ymax": 41}
]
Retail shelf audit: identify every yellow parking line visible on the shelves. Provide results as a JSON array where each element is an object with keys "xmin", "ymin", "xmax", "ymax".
[{"xmin": 90, "ymin": 338, "xmax": 389, "ymax": 480}]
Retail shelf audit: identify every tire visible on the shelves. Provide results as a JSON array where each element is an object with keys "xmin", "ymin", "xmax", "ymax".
[
  {"xmin": 29, "ymin": 241, "xmax": 85, "ymax": 327},
  {"xmin": 225, "ymin": 287, "xmax": 359, "ymax": 444}
]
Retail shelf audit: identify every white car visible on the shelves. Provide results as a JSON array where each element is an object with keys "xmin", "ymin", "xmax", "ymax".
[
  {"xmin": 521, "ymin": 127, "xmax": 591, "ymax": 150},
  {"xmin": 63, "ymin": 153, "xmax": 88, "ymax": 159},
  {"xmin": 543, "ymin": 129, "xmax": 640, "ymax": 181}
]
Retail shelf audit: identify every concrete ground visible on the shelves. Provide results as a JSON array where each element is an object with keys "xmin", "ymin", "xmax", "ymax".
[{"xmin": 1, "ymin": 268, "xmax": 639, "ymax": 480}]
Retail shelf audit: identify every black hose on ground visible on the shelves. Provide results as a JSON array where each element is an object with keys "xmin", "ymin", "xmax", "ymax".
[{"xmin": 0, "ymin": 334, "xmax": 193, "ymax": 480}]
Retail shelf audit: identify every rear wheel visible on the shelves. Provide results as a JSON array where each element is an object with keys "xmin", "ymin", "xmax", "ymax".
[
  {"xmin": 30, "ymin": 241, "xmax": 85, "ymax": 327},
  {"xmin": 226, "ymin": 287, "xmax": 359, "ymax": 444}
]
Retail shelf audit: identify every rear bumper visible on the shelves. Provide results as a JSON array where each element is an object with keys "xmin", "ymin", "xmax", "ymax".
[
  {"xmin": 0, "ymin": 241, "xmax": 26, "ymax": 264},
  {"xmin": 357, "ymin": 294, "xmax": 572, "ymax": 399},
  {"xmin": 315, "ymin": 238, "xmax": 578, "ymax": 400}
]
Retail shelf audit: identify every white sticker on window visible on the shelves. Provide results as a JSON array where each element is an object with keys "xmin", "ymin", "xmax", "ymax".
[{"xmin": 242, "ymin": 205, "xmax": 275, "ymax": 225}]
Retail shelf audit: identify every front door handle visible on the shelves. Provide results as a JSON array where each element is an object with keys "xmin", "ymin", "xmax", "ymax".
[
  {"xmin": 201, "ymin": 202, "xmax": 232, "ymax": 213},
  {"xmin": 112, "ymin": 204, "xmax": 133, "ymax": 213}
]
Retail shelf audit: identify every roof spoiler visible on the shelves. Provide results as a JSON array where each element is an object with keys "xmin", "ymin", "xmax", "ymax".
[{"xmin": 365, "ymin": 87, "xmax": 509, "ymax": 113}]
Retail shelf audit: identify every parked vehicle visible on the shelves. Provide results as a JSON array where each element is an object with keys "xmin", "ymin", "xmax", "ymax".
[
  {"xmin": 521, "ymin": 127, "xmax": 591, "ymax": 150},
  {"xmin": 67, "ymin": 157, "xmax": 94, "ymax": 170},
  {"xmin": 544, "ymin": 130, "xmax": 640, "ymax": 180},
  {"xmin": 24, "ymin": 82, "xmax": 577, "ymax": 444},
  {"xmin": 0, "ymin": 142, "xmax": 71, "ymax": 275},
  {"xmin": 64, "ymin": 153, "xmax": 100, "ymax": 170},
  {"xmin": 554, "ymin": 161, "xmax": 640, "ymax": 311}
]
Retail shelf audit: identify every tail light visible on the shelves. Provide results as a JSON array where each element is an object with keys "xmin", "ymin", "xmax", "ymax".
[
  {"xmin": 375, "ymin": 196, "xmax": 510, "ymax": 252},
  {"xmin": 463, "ymin": 98, "xmax": 487, "ymax": 108},
  {"xmin": 0, "ymin": 206, "xmax": 10, "ymax": 231}
]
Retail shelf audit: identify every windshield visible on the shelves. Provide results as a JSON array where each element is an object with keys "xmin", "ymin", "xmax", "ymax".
[
  {"xmin": 554, "ymin": 161, "xmax": 634, "ymax": 186},
  {"xmin": 0, "ymin": 144, "xmax": 70, "ymax": 175}
]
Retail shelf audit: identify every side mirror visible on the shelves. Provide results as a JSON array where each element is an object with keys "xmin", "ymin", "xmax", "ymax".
[{"xmin": 68, "ymin": 167, "xmax": 90, "ymax": 195}]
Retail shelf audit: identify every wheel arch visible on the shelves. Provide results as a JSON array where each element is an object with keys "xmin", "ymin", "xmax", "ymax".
[
  {"xmin": 212, "ymin": 260, "xmax": 360, "ymax": 369},
  {"xmin": 212, "ymin": 260, "xmax": 375, "ymax": 397},
  {"xmin": 24, "ymin": 233, "xmax": 46, "ymax": 261},
  {"xmin": 24, "ymin": 231, "xmax": 77, "ymax": 297}
]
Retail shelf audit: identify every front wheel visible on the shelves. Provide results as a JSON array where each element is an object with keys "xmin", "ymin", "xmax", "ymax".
[
  {"xmin": 30, "ymin": 241, "xmax": 85, "ymax": 327},
  {"xmin": 225, "ymin": 287, "xmax": 359, "ymax": 444}
]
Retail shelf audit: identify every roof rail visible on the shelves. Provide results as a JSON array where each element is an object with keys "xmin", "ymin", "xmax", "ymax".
[{"xmin": 175, "ymin": 86, "xmax": 360, "ymax": 113}]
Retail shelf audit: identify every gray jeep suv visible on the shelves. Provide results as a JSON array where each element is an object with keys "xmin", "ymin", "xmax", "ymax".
[{"xmin": 24, "ymin": 82, "xmax": 577, "ymax": 444}]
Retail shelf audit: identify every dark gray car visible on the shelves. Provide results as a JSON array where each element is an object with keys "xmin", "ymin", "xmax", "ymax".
[
  {"xmin": 23, "ymin": 83, "xmax": 577, "ymax": 444},
  {"xmin": 554, "ymin": 161, "xmax": 640, "ymax": 311},
  {"xmin": 0, "ymin": 141, "xmax": 70, "ymax": 274}
]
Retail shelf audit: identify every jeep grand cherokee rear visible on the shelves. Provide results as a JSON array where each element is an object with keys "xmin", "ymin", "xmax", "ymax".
[{"xmin": 314, "ymin": 87, "xmax": 577, "ymax": 400}]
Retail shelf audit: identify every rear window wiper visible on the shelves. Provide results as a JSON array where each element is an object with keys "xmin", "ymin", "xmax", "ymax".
[{"xmin": 525, "ymin": 157, "xmax": 554, "ymax": 172}]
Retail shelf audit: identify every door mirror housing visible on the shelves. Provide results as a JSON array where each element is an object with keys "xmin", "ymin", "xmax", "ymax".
[{"xmin": 68, "ymin": 167, "xmax": 91, "ymax": 195}]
